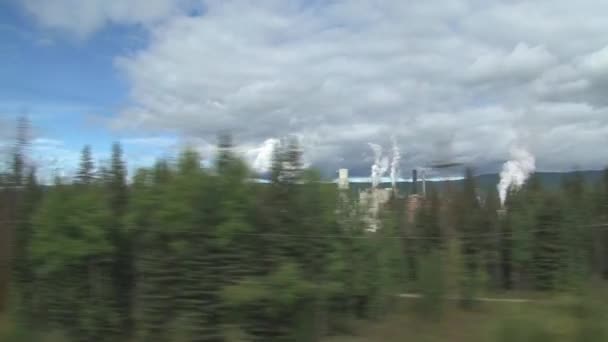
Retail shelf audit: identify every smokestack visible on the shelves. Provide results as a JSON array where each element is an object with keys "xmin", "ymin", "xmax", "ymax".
[
  {"xmin": 390, "ymin": 139, "xmax": 400, "ymax": 191},
  {"xmin": 422, "ymin": 169, "xmax": 426, "ymax": 197},
  {"xmin": 412, "ymin": 169, "xmax": 417, "ymax": 194},
  {"xmin": 338, "ymin": 168, "xmax": 349, "ymax": 190}
]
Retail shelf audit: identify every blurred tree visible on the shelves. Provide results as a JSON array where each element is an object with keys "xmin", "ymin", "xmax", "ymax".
[
  {"xmin": 415, "ymin": 187, "xmax": 442, "ymax": 254},
  {"xmin": 531, "ymin": 193, "xmax": 564, "ymax": 290},
  {"xmin": 109, "ymin": 142, "xmax": 128, "ymax": 217},
  {"xmin": 30, "ymin": 185, "xmax": 118, "ymax": 341},
  {"xmin": 11, "ymin": 116, "xmax": 29, "ymax": 187},
  {"xmin": 457, "ymin": 168, "xmax": 482, "ymax": 308},
  {"xmin": 481, "ymin": 186, "xmax": 501, "ymax": 290},
  {"xmin": 1, "ymin": 116, "xmax": 31, "ymax": 313},
  {"xmin": 13, "ymin": 166, "xmax": 42, "ymax": 321},
  {"xmin": 76, "ymin": 145, "xmax": 95, "ymax": 185},
  {"xmin": 106, "ymin": 142, "xmax": 133, "ymax": 337}
]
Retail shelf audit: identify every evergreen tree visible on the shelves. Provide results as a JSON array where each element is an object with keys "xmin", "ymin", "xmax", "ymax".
[
  {"xmin": 415, "ymin": 187, "xmax": 442, "ymax": 254},
  {"xmin": 595, "ymin": 167, "xmax": 608, "ymax": 278},
  {"xmin": 458, "ymin": 168, "xmax": 482, "ymax": 308},
  {"xmin": 531, "ymin": 193, "xmax": 564, "ymax": 290},
  {"xmin": 106, "ymin": 142, "xmax": 133, "ymax": 337},
  {"xmin": 0, "ymin": 116, "xmax": 30, "ymax": 313},
  {"xmin": 481, "ymin": 187, "xmax": 501, "ymax": 290},
  {"xmin": 559, "ymin": 172, "xmax": 593, "ymax": 288},
  {"xmin": 13, "ymin": 166, "xmax": 42, "ymax": 321},
  {"xmin": 223, "ymin": 138, "xmax": 342, "ymax": 341},
  {"xmin": 14, "ymin": 130, "xmax": 608, "ymax": 341},
  {"xmin": 30, "ymin": 185, "xmax": 118, "ymax": 341},
  {"xmin": 11, "ymin": 116, "xmax": 29, "ymax": 187},
  {"xmin": 109, "ymin": 142, "xmax": 128, "ymax": 217},
  {"xmin": 76, "ymin": 145, "xmax": 95, "ymax": 185}
]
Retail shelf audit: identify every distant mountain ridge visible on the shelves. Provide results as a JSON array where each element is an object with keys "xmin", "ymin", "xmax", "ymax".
[{"xmin": 337, "ymin": 170, "xmax": 606, "ymax": 195}]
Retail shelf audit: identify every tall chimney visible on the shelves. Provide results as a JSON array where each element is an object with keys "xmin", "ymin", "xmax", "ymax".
[
  {"xmin": 412, "ymin": 169, "xmax": 417, "ymax": 194},
  {"xmin": 338, "ymin": 168, "xmax": 349, "ymax": 190}
]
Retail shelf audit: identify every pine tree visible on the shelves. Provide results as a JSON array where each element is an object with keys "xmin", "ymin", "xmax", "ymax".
[
  {"xmin": 0, "ymin": 116, "xmax": 30, "ymax": 313},
  {"xmin": 109, "ymin": 142, "xmax": 128, "ymax": 217},
  {"xmin": 481, "ymin": 187, "xmax": 501, "ymax": 290},
  {"xmin": 214, "ymin": 133, "xmax": 255, "ymax": 283},
  {"xmin": 12, "ymin": 116, "xmax": 29, "ymax": 187},
  {"xmin": 559, "ymin": 172, "xmax": 593, "ymax": 288},
  {"xmin": 30, "ymin": 185, "xmax": 117, "ymax": 341},
  {"xmin": 223, "ymin": 138, "xmax": 333, "ymax": 341},
  {"xmin": 589, "ymin": 168, "xmax": 608, "ymax": 279},
  {"xmin": 105, "ymin": 142, "xmax": 133, "ymax": 337},
  {"xmin": 131, "ymin": 160, "xmax": 176, "ymax": 342},
  {"xmin": 0, "ymin": 176, "xmax": 9, "ymax": 314},
  {"xmin": 458, "ymin": 168, "xmax": 482, "ymax": 308},
  {"xmin": 76, "ymin": 145, "xmax": 95, "ymax": 185},
  {"xmin": 531, "ymin": 193, "xmax": 564, "ymax": 290},
  {"xmin": 13, "ymin": 166, "xmax": 42, "ymax": 321},
  {"xmin": 415, "ymin": 187, "xmax": 442, "ymax": 254}
]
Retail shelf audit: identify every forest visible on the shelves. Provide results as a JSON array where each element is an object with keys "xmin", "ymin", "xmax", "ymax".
[{"xmin": 1, "ymin": 118, "xmax": 608, "ymax": 341}]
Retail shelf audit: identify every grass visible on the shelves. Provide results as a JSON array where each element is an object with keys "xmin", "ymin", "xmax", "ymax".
[
  {"xmin": 1, "ymin": 289, "xmax": 606, "ymax": 341},
  {"xmin": 323, "ymin": 293, "xmax": 607, "ymax": 342}
]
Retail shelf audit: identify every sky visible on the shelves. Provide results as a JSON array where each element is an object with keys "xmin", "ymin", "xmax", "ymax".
[{"xmin": 3, "ymin": 0, "xmax": 608, "ymax": 180}]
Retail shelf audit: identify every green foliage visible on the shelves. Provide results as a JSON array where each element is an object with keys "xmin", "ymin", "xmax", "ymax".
[
  {"xmin": 457, "ymin": 168, "xmax": 483, "ymax": 309},
  {"xmin": 416, "ymin": 250, "xmax": 445, "ymax": 321},
  {"xmin": 29, "ymin": 185, "xmax": 118, "ymax": 341},
  {"xmin": 5, "ymin": 127, "xmax": 608, "ymax": 342},
  {"xmin": 12, "ymin": 166, "xmax": 42, "ymax": 319},
  {"xmin": 494, "ymin": 314, "xmax": 556, "ymax": 342},
  {"xmin": 108, "ymin": 142, "xmax": 128, "ymax": 217},
  {"xmin": 30, "ymin": 189, "xmax": 114, "ymax": 274},
  {"xmin": 572, "ymin": 287, "xmax": 608, "ymax": 342},
  {"xmin": 76, "ymin": 145, "xmax": 95, "ymax": 185}
]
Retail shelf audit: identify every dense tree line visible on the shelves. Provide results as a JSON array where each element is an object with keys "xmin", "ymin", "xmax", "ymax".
[{"xmin": 1, "ymin": 118, "xmax": 608, "ymax": 341}]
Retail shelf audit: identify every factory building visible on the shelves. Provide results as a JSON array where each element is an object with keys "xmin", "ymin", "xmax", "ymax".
[{"xmin": 336, "ymin": 168, "xmax": 422, "ymax": 231}]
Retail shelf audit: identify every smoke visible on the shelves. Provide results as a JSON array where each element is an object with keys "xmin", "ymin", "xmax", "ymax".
[
  {"xmin": 497, "ymin": 147, "xmax": 536, "ymax": 206},
  {"xmin": 390, "ymin": 139, "xmax": 400, "ymax": 189},
  {"xmin": 252, "ymin": 138, "xmax": 279, "ymax": 173},
  {"xmin": 368, "ymin": 143, "xmax": 388, "ymax": 187}
]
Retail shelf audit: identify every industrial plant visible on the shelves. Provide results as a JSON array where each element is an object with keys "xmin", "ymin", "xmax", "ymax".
[{"xmin": 336, "ymin": 143, "xmax": 536, "ymax": 231}]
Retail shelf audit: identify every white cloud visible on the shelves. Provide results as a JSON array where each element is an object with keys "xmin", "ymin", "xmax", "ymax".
[
  {"xmin": 580, "ymin": 46, "xmax": 608, "ymax": 78},
  {"xmin": 465, "ymin": 43, "xmax": 557, "ymax": 83},
  {"xmin": 18, "ymin": 0, "xmax": 608, "ymax": 174},
  {"xmin": 112, "ymin": 0, "xmax": 608, "ymax": 173},
  {"xmin": 121, "ymin": 136, "xmax": 177, "ymax": 148},
  {"xmin": 32, "ymin": 137, "xmax": 64, "ymax": 147},
  {"xmin": 29, "ymin": 138, "xmax": 81, "ymax": 183},
  {"xmin": 22, "ymin": 0, "xmax": 198, "ymax": 37}
]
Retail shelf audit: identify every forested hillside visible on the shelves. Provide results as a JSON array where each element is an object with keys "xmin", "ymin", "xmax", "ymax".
[{"xmin": 1, "ymin": 120, "xmax": 608, "ymax": 341}]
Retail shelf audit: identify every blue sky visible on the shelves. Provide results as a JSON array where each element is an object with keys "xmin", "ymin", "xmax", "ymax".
[
  {"xmin": 1, "ymin": 1, "xmax": 128, "ymax": 143},
  {"xmin": 3, "ymin": 0, "xmax": 608, "ymax": 181},
  {"xmin": 0, "ymin": 0, "xmax": 178, "ymax": 180}
]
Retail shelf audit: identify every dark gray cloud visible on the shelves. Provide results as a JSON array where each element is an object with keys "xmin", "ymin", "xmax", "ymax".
[{"xmin": 21, "ymin": 0, "xmax": 608, "ymax": 175}]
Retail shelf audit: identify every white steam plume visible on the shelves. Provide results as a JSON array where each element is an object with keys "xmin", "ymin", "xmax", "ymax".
[
  {"xmin": 252, "ymin": 138, "xmax": 279, "ymax": 173},
  {"xmin": 390, "ymin": 139, "xmax": 400, "ymax": 189},
  {"xmin": 497, "ymin": 147, "xmax": 536, "ymax": 206},
  {"xmin": 368, "ymin": 143, "xmax": 388, "ymax": 188}
]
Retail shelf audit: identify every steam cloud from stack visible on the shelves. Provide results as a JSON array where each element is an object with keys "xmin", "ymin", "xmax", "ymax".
[
  {"xmin": 497, "ymin": 147, "xmax": 536, "ymax": 206},
  {"xmin": 368, "ymin": 143, "xmax": 388, "ymax": 188},
  {"xmin": 390, "ymin": 139, "xmax": 400, "ymax": 189}
]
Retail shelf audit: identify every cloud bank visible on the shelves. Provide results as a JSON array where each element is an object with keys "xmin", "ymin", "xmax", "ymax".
[{"xmin": 21, "ymin": 0, "xmax": 608, "ymax": 174}]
